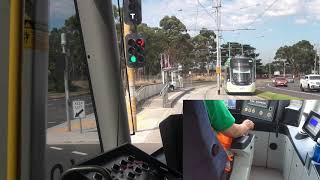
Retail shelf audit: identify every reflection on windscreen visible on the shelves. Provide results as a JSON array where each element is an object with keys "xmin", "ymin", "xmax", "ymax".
[{"xmin": 47, "ymin": 1, "xmax": 101, "ymax": 179}]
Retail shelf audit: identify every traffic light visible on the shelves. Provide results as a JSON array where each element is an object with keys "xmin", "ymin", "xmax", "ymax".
[
  {"xmin": 123, "ymin": 0, "xmax": 142, "ymax": 25},
  {"xmin": 126, "ymin": 34, "xmax": 145, "ymax": 68}
]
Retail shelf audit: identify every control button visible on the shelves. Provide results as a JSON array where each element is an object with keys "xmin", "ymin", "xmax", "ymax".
[
  {"xmin": 248, "ymin": 108, "xmax": 251, "ymax": 113},
  {"xmin": 142, "ymin": 162, "xmax": 149, "ymax": 170},
  {"xmin": 135, "ymin": 167, "xmax": 142, "ymax": 174},
  {"xmin": 93, "ymin": 173, "xmax": 103, "ymax": 180},
  {"xmin": 128, "ymin": 155, "xmax": 135, "ymax": 162},
  {"xmin": 252, "ymin": 108, "xmax": 255, "ymax": 113},
  {"xmin": 120, "ymin": 160, "xmax": 128, "ymax": 166},
  {"xmin": 269, "ymin": 107, "xmax": 273, "ymax": 111},
  {"xmin": 128, "ymin": 172, "xmax": 136, "ymax": 179},
  {"xmin": 267, "ymin": 113, "xmax": 272, "ymax": 118},
  {"xmin": 259, "ymin": 111, "xmax": 263, "ymax": 116},
  {"xmin": 112, "ymin": 164, "xmax": 120, "ymax": 172},
  {"xmin": 245, "ymin": 107, "xmax": 248, "ymax": 112}
]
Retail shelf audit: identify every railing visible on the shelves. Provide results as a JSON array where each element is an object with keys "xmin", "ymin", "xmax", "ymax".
[{"xmin": 136, "ymin": 83, "xmax": 165, "ymax": 103}]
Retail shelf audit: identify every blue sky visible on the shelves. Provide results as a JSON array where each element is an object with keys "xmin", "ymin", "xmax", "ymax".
[{"xmin": 50, "ymin": 0, "xmax": 320, "ymax": 64}]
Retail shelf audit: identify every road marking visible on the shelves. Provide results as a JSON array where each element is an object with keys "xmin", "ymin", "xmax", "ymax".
[
  {"xmin": 85, "ymin": 103, "xmax": 92, "ymax": 106},
  {"xmin": 71, "ymin": 151, "xmax": 88, "ymax": 156},
  {"xmin": 266, "ymin": 84, "xmax": 320, "ymax": 97},
  {"xmin": 48, "ymin": 121, "xmax": 56, "ymax": 124},
  {"xmin": 50, "ymin": 146, "xmax": 63, "ymax": 150}
]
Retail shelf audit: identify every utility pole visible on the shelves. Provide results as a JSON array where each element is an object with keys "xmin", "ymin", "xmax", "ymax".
[
  {"xmin": 124, "ymin": 24, "xmax": 137, "ymax": 132},
  {"xmin": 269, "ymin": 63, "xmax": 271, "ymax": 79},
  {"xmin": 228, "ymin": 42, "xmax": 231, "ymax": 58},
  {"xmin": 283, "ymin": 61, "xmax": 286, "ymax": 77},
  {"xmin": 241, "ymin": 44, "xmax": 244, "ymax": 56},
  {"xmin": 314, "ymin": 44, "xmax": 318, "ymax": 74},
  {"xmin": 61, "ymin": 33, "xmax": 71, "ymax": 132},
  {"xmin": 214, "ymin": 0, "xmax": 222, "ymax": 95}
]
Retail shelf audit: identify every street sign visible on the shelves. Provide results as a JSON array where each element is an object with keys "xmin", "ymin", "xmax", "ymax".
[{"xmin": 73, "ymin": 100, "xmax": 85, "ymax": 119}]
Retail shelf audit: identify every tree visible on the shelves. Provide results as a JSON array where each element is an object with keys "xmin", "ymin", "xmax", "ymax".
[
  {"xmin": 192, "ymin": 28, "xmax": 216, "ymax": 74},
  {"xmin": 159, "ymin": 16, "xmax": 194, "ymax": 72},
  {"xmin": 49, "ymin": 15, "xmax": 88, "ymax": 92},
  {"xmin": 274, "ymin": 40, "xmax": 317, "ymax": 76}
]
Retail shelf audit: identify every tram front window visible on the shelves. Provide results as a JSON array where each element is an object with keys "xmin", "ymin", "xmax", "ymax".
[{"xmin": 231, "ymin": 60, "xmax": 253, "ymax": 85}]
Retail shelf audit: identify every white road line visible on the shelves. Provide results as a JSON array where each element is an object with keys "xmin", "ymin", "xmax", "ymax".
[
  {"xmin": 266, "ymin": 84, "xmax": 320, "ymax": 97},
  {"xmin": 50, "ymin": 146, "xmax": 63, "ymax": 150},
  {"xmin": 71, "ymin": 151, "xmax": 88, "ymax": 156},
  {"xmin": 48, "ymin": 121, "xmax": 56, "ymax": 124}
]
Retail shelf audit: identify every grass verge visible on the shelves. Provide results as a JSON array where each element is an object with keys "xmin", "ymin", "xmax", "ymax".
[{"xmin": 256, "ymin": 90, "xmax": 303, "ymax": 100}]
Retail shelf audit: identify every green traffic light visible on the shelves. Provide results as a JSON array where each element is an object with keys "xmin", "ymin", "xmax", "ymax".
[{"xmin": 130, "ymin": 55, "xmax": 137, "ymax": 63}]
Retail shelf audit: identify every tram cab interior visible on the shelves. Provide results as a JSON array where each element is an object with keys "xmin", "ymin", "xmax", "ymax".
[{"xmin": 184, "ymin": 100, "xmax": 320, "ymax": 180}]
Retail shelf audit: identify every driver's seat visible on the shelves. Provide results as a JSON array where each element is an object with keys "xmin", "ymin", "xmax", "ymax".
[{"xmin": 183, "ymin": 100, "xmax": 254, "ymax": 180}]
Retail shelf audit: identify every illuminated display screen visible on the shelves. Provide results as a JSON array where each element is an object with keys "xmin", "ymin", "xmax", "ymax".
[
  {"xmin": 248, "ymin": 100, "xmax": 269, "ymax": 108},
  {"xmin": 306, "ymin": 116, "xmax": 320, "ymax": 137},
  {"xmin": 225, "ymin": 100, "xmax": 236, "ymax": 109}
]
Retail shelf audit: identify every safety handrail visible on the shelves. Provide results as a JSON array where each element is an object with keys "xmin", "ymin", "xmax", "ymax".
[{"xmin": 159, "ymin": 84, "xmax": 169, "ymax": 96}]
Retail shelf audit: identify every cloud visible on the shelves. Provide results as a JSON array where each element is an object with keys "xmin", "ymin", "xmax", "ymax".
[
  {"xmin": 294, "ymin": 18, "xmax": 308, "ymax": 24},
  {"xmin": 306, "ymin": 0, "xmax": 320, "ymax": 20}
]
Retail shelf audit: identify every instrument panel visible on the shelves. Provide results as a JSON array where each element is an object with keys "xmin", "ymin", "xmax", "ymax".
[
  {"xmin": 241, "ymin": 100, "xmax": 278, "ymax": 121},
  {"xmin": 61, "ymin": 144, "xmax": 182, "ymax": 180}
]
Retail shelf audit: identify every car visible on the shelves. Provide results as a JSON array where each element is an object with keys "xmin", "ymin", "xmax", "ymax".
[
  {"xmin": 300, "ymin": 74, "xmax": 320, "ymax": 91},
  {"xmin": 287, "ymin": 77, "xmax": 294, "ymax": 83},
  {"xmin": 274, "ymin": 77, "xmax": 288, "ymax": 87}
]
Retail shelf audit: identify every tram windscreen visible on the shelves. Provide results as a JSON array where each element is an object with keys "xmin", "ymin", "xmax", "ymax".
[{"xmin": 231, "ymin": 59, "xmax": 253, "ymax": 85}]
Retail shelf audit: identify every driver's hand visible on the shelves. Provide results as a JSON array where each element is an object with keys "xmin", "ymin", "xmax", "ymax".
[{"xmin": 242, "ymin": 119, "xmax": 255, "ymax": 130}]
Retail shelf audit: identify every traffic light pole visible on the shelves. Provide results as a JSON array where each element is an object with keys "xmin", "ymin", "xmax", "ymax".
[{"xmin": 124, "ymin": 24, "xmax": 137, "ymax": 133}]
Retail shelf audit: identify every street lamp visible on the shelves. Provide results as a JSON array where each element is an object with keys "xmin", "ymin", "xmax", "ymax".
[{"xmin": 61, "ymin": 33, "xmax": 71, "ymax": 132}]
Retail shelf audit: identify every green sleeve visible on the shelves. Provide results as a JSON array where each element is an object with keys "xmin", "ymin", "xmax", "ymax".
[{"xmin": 204, "ymin": 100, "xmax": 235, "ymax": 132}]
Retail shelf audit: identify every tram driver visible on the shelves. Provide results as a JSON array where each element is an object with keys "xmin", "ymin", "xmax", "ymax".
[{"xmin": 204, "ymin": 100, "xmax": 255, "ymax": 173}]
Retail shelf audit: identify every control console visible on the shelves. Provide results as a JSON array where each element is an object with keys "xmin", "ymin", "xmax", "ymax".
[
  {"xmin": 241, "ymin": 100, "xmax": 278, "ymax": 121},
  {"xmin": 60, "ymin": 144, "xmax": 182, "ymax": 180}
]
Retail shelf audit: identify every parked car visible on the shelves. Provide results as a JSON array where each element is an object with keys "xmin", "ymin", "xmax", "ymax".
[
  {"xmin": 300, "ymin": 74, "xmax": 320, "ymax": 91},
  {"xmin": 274, "ymin": 77, "xmax": 288, "ymax": 87},
  {"xmin": 287, "ymin": 77, "xmax": 294, "ymax": 83}
]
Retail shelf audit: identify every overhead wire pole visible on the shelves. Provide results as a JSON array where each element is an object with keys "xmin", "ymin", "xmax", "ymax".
[{"xmin": 214, "ymin": 0, "xmax": 222, "ymax": 95}]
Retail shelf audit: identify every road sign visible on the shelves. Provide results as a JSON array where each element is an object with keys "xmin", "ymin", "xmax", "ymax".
[{"xmin": 73, "ymin": 100, "xmax": 85, "ymax": 119}]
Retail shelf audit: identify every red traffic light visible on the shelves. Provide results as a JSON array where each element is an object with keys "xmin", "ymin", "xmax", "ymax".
[{"xmin": 136, "ymin": 39, "xmax": 145, "ymax": 47}]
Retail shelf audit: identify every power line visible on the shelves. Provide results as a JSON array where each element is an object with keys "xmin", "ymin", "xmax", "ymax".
[
  {"xmin": 186, "ymin": 28, "xmax": 255, "ymax": 32},
  {"xmin": 197, "ymin": 0, "xmax": 216, "ymax": 22},
  {"xmin": 246, "ymin": 0, "xmax": 280, "ymax": 28}
]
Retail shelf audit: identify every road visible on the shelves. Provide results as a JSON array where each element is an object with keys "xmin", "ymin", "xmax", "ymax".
[
  {"xmin": 47, "ymin": 94, "xmax": 94, "ymax": 128},
  {"xmin": 256, "ymin": 80, "xmax": 320, "ymax": 99},
  {"xmin": 46, "ymin": 144, "xmax": 101, "ymax": 180}
]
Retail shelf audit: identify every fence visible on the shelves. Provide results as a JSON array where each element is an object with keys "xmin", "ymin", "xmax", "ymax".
[{"xmin": 136, "ymin": 83, "xmax": 165, "ymax": 103}]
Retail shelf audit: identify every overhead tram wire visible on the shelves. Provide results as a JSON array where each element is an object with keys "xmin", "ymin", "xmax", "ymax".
[
  {"xmin": 197, "ymin": 0, "xmax": 216, "ymax": 23},
  {"xmin": 245, "ymin": 0, "xmax": 280, "ymax": 28}
]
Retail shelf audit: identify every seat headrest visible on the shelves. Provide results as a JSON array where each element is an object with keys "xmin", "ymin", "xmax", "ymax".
[{"xmin": 183, "ymin": 100, "xmax": 227, "ymax": 180}]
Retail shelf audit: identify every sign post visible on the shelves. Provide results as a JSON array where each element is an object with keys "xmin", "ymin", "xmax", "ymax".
[{"xmin": 73, "ymin": 100, "xmax": 86, "ymax": 133}]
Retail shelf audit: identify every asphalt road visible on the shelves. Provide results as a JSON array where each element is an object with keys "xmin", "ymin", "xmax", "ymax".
[
  {"xmin": 47, "ymin": 94, "xmax": 94, "ymax": 128},
  {"xmin": 257, "ymin": 81, "xmax": 320, "ymax": 99},
  {"xmin": 46, "ymin": 144, "xmax": 101, "ymax": 180}
]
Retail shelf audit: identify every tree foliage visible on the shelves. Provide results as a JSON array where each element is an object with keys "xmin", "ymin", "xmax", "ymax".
[{"xmin": 274, "ymin": 40, "xmax": 317, "ymax": 76}]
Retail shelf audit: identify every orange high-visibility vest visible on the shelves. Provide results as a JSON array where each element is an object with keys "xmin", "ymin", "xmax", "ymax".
[{"xmin": 216, "ymin": 131, "xmax": 234, "ymax": 172}]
